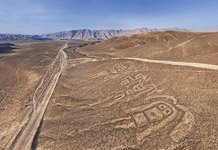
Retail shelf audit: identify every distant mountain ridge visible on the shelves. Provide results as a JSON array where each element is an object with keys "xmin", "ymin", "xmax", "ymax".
[
  {"xmin": 0, "ymin": 34, "xmax": 51, "ymax": 41},
  {"xmin": 0, "ymin": 28, "xmax": 189, "ymax": 41},
  {"xmin": 41, "ymin": 28, "xmax": 150, "ymax": 40},
  {"xmin": 41, "ymin": 28, "xmax": 189, "ymax": 40}
]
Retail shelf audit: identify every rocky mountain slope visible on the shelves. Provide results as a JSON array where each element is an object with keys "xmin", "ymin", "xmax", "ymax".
[
  {"xmin": 41, "ymin": 28, "xmax": 188, "ymax": 40},
  {"xmin": 41, "ymin": 28, "xmax": 150, "ymax": 40},
  {"xmin": 0, "ymin": 28, "xmax": 188, "ymax": 41}
]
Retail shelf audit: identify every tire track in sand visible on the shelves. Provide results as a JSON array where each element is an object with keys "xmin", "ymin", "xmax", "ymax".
[{"xmin": 9, "ymin": 43, "xmax": 68, "ymax": 150}]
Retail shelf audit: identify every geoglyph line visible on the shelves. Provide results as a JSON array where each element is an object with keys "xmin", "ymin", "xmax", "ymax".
[{"xmin": 113, "ymin": 95, "xmax": 194, "ymax": 145}]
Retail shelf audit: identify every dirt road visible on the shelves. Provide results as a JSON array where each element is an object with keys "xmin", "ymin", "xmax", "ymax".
[
  {"xmin": 7, "ymin": 42, "xmax": 218, "ymax": 149},
  {"xmin": 9, "ymin": 43, "xmax": 68, "ymax": 150},
  {"xmin": 113, "ymin": 57, "xmax": 218, "ymax": 70}
]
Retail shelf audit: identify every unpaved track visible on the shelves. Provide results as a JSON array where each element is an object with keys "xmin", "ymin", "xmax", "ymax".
[
  {"xmin": 7, "ymin": 42, "xmax": 218, "ymax": 149},
  {"xmin": 113, "ymin": 57, "xmax": 218, "ymax": 70},
  {"xmin": 10, "ymin": 43, "xmax": 68, "ymax": 150}
]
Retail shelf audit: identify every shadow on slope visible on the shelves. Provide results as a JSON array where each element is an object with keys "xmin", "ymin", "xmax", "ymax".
[{"xmin": 0, "ymin": 43, "xmax": 16, "ymax": 53}]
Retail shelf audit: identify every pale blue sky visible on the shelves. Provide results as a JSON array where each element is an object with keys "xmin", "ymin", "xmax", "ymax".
[{"xmin": 0, "ymin": 0, "xmax": 218, "ymax": 34}]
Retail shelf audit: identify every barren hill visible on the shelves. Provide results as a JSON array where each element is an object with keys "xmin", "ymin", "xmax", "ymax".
[
  {"xmin": 0, "ymin": 28, "xmax": 188, "ymax": 41},
  {"xmin": 41, "ymin": 28, "xmax": 146, "ymax": 40},
  {"xmin": 79, "ymin": 31, "xmax": 218, "ymax": 64},
  {"xmin": 41, "ymin": 28, "xmax": 188, "ymax": 41},
  {"xmin": 0, "ymin": 31, "xmax": 218, "ymax": 149}
]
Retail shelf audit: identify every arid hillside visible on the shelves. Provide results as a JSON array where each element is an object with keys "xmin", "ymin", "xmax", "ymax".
[
  {"xmin": 0, "ymin": 40, "xmax": 88, "ymax": 149},
  {"xmin": 0, "ymin": 32, "xmax": 218, "ymax": 150},
  {"xmin": 79, "ymin": 31, "xmax": 218, "ymax": 64},
  {"xmin": 41, "ymin": 28, "xmax": 188, "ymax": 41}
]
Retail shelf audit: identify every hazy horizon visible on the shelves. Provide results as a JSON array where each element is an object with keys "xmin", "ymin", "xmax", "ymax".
[{"xmin": 1, "ymin": 0, "xmax": 218, "ymax": 34}]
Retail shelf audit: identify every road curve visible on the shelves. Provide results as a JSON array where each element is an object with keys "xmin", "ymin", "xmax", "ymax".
[
  {"xmin": 10, "ymin": 43, "xmax": 68, "ymax": 150},
  {"xmin": 113, "ymin": 57, "xmax": 218, "ymax": 70}
]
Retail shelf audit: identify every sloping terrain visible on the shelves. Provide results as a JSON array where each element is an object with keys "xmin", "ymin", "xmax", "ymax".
[
  {"xmin": 0, "ymin": 31, "xmax": 218, "ymax": 150},
  {"xmin": 0, "ymin": 41, "xmax": 88, "ymax": 149},
  {"xmin": 0, "ymin": 43, "xmax": 16, "ymax": 53},
  {"xmin": 36, "ymin": 57, "xmax": 218, "ymax": 150},
  {"xmin": 34, "ymin": 31, "xmax": 218, "ymax": 149},
  {"xmin": 0, "ymin": 41, "xmax": 64, "ymax": 149},
  {"xmin": 79, "ymin": 31, "xmax": 218, "ymax": 64},
  {"xmin": 41, "ymin": 28, "xmax": 150, "ymax": 40},
  {"xmin": 0, "ymin": 28, "xmax": 188, "ymax": 41},
  {"xmin": 41, "ymin": 28, "xmax": 188, "ymax": 41}
]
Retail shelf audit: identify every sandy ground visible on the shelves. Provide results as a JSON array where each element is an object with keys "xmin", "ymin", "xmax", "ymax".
[{"xmin": 1, "ymin": 32, "xmax": 218, "ymax": 149}]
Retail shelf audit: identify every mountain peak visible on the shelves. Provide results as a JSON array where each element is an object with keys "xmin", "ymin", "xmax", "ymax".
[
  {"xmin": 0, "ymin": 28, "xmax": 189, "ymax": 41},
  {"xmin": 41, "ymin": 28, "xmax": 188, "ymax": 41}
]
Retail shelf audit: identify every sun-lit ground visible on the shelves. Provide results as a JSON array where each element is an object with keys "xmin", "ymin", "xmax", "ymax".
[{"xmin": 0, "ymin": 31, "xmax": 218, "ymax": 149}]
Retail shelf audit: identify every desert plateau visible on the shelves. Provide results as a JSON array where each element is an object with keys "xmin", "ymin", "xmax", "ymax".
[{"xmin": 0, "ymin": 31, "xmax": 217, "ymax": 149}]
